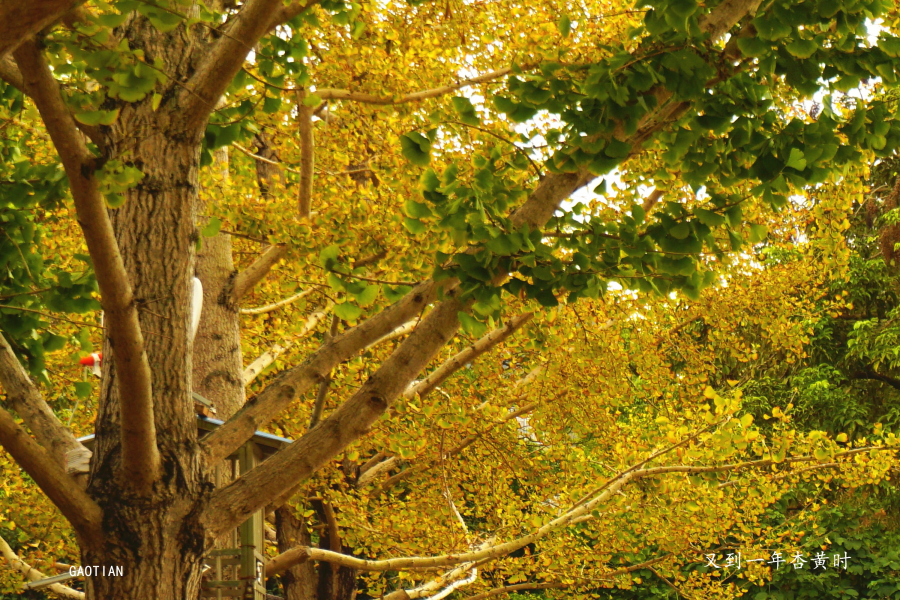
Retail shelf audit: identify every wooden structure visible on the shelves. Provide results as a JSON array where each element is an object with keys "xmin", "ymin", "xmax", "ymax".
[{"xmin": 77, "ymin": 415, "xmax": 292, "ymax": 600}]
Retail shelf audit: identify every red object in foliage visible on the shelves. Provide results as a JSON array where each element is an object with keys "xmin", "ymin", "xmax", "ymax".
[{"xmin": 79, "ymin": 353, "xmax": 102, "ymax": 366}]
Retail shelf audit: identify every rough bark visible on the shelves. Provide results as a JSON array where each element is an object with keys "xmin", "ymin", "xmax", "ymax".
[
  {"xmin": 193, "ymin": 232, "xmax": 246, "ymax": 418},
  {"xmin": 0, "ymin": 0, "xmax": 82, "ymax": 60},
  {"xmin": 81, "ymin": 16, "xmax": 211, "ymax": 600},
  {"xmin": 276, "ymin": 506, "xmax": 317, "ymax": 600}
]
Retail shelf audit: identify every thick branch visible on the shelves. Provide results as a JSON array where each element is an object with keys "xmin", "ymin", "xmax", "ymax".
[
  {"xmin": 201, "ymin": 280, "xmax": 440, "ymax": 464},
  {"xmin": 232, "ymin": 244, "xmax": 289, "ymax": 303},
  {"xmin": 0, "ymin": 533, "xmax": 84, "ymax": 599},
  {"xmin": 0, "ymin": 406, "xmax": 102, "ymax": 542},
  {"xmin": 850, "ymin": 368, "xmax": 900, "ymax": 392},
  {"xmin": 14, "ymin": 39, "xmax": 158, "ymax": 491},
  {"xmin": 200, "ymin": 0, "xmax": 767, "ymax": 514},
  {"xmin": 0, "ymin": 57, "xmax": 24, "ymax": 91},
  {"xmin": 0, "ymin": 0, "xmax": 82, "ymax": 61},
  {"xmin": 204, "ymin": 292, "xmax": 466, "ymax": 537},
  {"xmin": 0, "ymin": 333, "xmax": 87, "ymax": 469},
  {"xmin": 404, "ymin": 313, "xmax": 533, "ymax": 401},
  {"xmin": 181, "ymin": 0, "xmax": 318, "ymax": 129}
]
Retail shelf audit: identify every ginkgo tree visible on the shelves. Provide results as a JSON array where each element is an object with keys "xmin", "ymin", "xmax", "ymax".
[{"xmin": 1, "ymin": 0, "xmax": 900, "ymax": 598}]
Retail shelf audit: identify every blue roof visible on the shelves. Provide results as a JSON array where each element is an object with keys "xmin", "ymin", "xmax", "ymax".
[{"xmin": 77, "ymin": 414, "xmax": 293, "ymax": 452}]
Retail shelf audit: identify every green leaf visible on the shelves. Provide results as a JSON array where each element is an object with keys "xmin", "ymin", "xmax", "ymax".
[
  {"xmin": 786, "ymin": 148, "xmax": 807, "ymax": 171},
  {"xmin": 403, "ymin": 217, "xmax": 427, "ymax": 234},
  {"xmin": 451, "ymin": 96, "xmax": 480, "ymax": 126},
  {"xmin": 879, "ymin": 35, "xmax": 900, "ymax": 57},
  {"xmin": 75, "ymin": 329, "xmax": 91, "ymax": 351},
  {"xmin": 405, "ymin": 199, "xmax": 433, "ymax": 219},
  {"xmin": 302, "ymin": 93, "xmax": 323, "ymax": 107},
  {"xmin": 535, "ymin": 289, "xmax": 559, "ymax": 307},
  {"xmin": 420, "ymin": 169, "xmax": 440, "ymax": 192},
  {"xmin": 399, "ymin": 133, "xmax": 431, "ymax": 166},
  {"xmin": 105, "ymin": 193, "xmax": 126, "ymax": 208},
  {"xmin": 96, "ymin": 11, "xmax": 130, "ymax": 27},
  {"xmin": 327, "ymin": 273, "xmax": 346, "ymax": 292},
  {"xmin": 202, "ymin": 216, "xmax": 222, "ymax": 238},
  {"xmin": 458, "ymin": 312, "xmax": 487, "ymax": 337},
  {"xmin": 74, "ymin": 109, "xmax": 120, "ymax": 126},
  {"xmin": 335, "ymin": 302, "xmax": 362, "ymax": 321},
  {"xmin": 786, "ymin": 38, "xmax": 818, "ymax": 58},
  {"xmin": 736, "ymin": 37, "xmax": 769, "ymax": 57},
  {"xmin": 695, "ymin": 208, "xmax": 725, "ymax": 227},
  {"xmin": 74, "ymin": 381, "xmax": 92, "ymax": 399},
  {"xmin": 151, "ymin": 93, "xmax": 163, "ymax": 111},
  {"xmin": 319, "ymin": 244, "xmax": 341, "ymax": 270},
  {"xmin": 669, "ymin": 223, "xmax": 691, "ymax": 240},
  {"xmin": 631, "ymin": 204, "xmax": 646, "ymax": 223},
  {"xmin": 749, "ymin": 224, "xmax": 768, "ymax": 243},
  {"xmin": 263, "ymin": 96, "xmax": 282, "ymax": 113},
  {"xmin": 557, "ymin": 15, "xmax": 572, "ymax": 37},
  {"xmin": 668, "ymin": 0, "xmax": 697, "ymax": 18},
  {"xmin": 354, "ymin": 284, "xmax": 379, "ymax": 307},
  {"xmin": 486, "ymin": 234, "xmax": 520, "ymax": 255},
  {"xmin": 382, "ymin": 284, "xmax": 412, "ymax": 303},
  {"xmin": 43, "ymin": 334, "xmax": 67, "ymax": 352}
]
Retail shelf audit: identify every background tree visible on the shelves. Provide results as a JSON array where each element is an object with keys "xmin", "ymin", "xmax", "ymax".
[{"xmin": 1, "ymin": 0, "xmax": 900, "ymax": 599}]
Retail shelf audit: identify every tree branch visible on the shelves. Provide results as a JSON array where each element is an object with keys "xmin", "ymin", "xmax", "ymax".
[
  {"xmin": 0, "ymin": 405, "xmax": 102, "ymax": 543},
  {"xmin": 14, "ymin": 39, "xmax": 158, "ymax": 492},
  {"xmin": 296, "ymin": 91, "xmax": 314, "ymax": 218},
  {"xmin": 200, "ymin": 279, "xmax": 440, "ymax": 465},
  {"xmin": 0, "ymin": 333, "xmax": 88, "ymax": 470},
  {"xmin": 240, "ymin": 287, "xmax": 314, "ymax": 315},
  {"xmin": 455, "ymin": 555, "xmax": 671, "ymax": 600},
  {"xmin": 403, "ymin": 313, "xmax": 533, "ymax": 401},
  {"xmin": 180, "ymin": 0, "xmax": 319, "ymax": 129},
  {"xmin": 232, "ymin": 244, "xmax": 289, "ymax": 303},
  {"xmin": 313, "ymin": 67, "xmax": 517, "ymax": 105},
  {"xmin": 266, "ymin": 443, "xmax": 883, "ymax": 577},
  {"xmin": 376, "ymin": 402, "xmax": 538, "ymax": 491},
  {"xmin": 362, "ymin": 320, "xmax": 417, "ymax": 351},
  {"xmin": 308, "ymin": 315, "xmax": 339, "ymax": 429},
  {"xmin": 0, "ymin": 57, "xmax": 24, "ymax": 91},
  {"xmin": 0, "ymin": 0, "xmax": 82, "ymax": 61},
  {"xmin": 200, "ymin": 0, "xmax": 767, "ymax": 514},
  {"xmin": 243, "ymin": 303, "xmax": 333, "ymax": 385},
  {"xmin": 0, "ymin": 533, "xmax": 84, "ymax": 599},
  {"xmin": 204, "ymin": 292, "xmax": 466, "ymax": 537},
  {"xmin": 459, "ymin": 583, "xmax": 565, "ymax": 600},
  {"xmin": 850, "ymin": 368, "xmax": 900, "ymax": 392}
]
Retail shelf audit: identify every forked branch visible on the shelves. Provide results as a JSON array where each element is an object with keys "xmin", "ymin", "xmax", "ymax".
[
  {"xmin": 404, "ymin": 313, "xmax": 533, "ymax": 401},
  {"xmin": 0, "ymin": 406, "xmax": 102, "ymax": 543},
  {"xmin": 232, "ymin": 244, "xmax": 289, "ymax": 303},
  {"xmin": 0, "ymin": 0, "xmax": 82, "ymax": 60},
  {"xmin": 0, "ymin": 333, "xmax": 87, "ymax": 469},
  {"xmin": 201, "ymin": 280, "xmax": 441, "ymax": 464}
]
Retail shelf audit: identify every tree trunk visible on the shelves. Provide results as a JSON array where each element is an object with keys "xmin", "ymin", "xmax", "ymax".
[
  {"xmin": 82, "ymin": 17, "xmax": 213, "ymax": 598},
  {"xmin": 276, "ymin": 506, "xmax": 318, "ymax": 600},
  {"xmin": 193, "ymin": 231, "xmax": 246, "ymax": 418}
]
